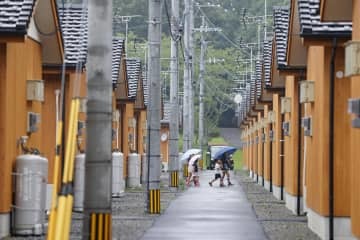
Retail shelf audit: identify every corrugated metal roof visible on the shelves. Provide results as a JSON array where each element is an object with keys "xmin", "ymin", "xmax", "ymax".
[
  {"xmin": 255, "ymin": 60, "xmax": 262, "ymax": 100},
  {"xmin": 263, "ymin": 38, "xmax": 273, "ymax": 87},
  {"xmin": 112, "ymin": 38, "xmax": 125, "ymax": 86},
  {"xmin": 126, "ymin": 58, "xmax": 141, "ymax": 99},
  {"xmin": 273, "ymin": 7, "xmax": 289, "ymax": 67},
  {"xmin": 59, "ymin": 6, "xmax": 88, "ymax": 65},
  {"xmin": 0, "ymin": 0, "xmax": 34, "ymax": 33},
  {"xmin": 59, "ymin": 6, "xmax": 124, "ymax": 85},
  {"xmin": 298, "ymin": 0, "xmax": 351, "ymax": 36},
  {"xmin": 142, "ymin": 71, "xmax": 149, "ymax": 106}
]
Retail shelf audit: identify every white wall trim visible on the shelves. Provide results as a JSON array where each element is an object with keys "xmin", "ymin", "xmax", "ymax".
[
  {"xmin": 264, "ymin": 180, "xmax": 271, "ymax": 191},
  {"xmin": 273, "ymin": 185, "xmax": 282, "ymax": 200},
  {"xmin": 0, "ymin": 213, "xmax": 10, "ymax": 239},
  {"xmin": 258, "ymin": 176, "xmax": 264, "ymax": 186},
  {"xmin": 285, "ymin": 191, "xmax": 303, "ymax": 215},
  {"xmin": 307, "ymin": 208, "xmax": 356, "ymax": 240}
]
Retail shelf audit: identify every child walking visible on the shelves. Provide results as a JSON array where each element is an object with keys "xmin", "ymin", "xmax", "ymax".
[{"xmin": 209, "ymin": 159, "xmax": 223, "ymax": 187}]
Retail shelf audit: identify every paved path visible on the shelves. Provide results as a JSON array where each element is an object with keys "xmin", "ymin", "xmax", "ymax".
[{"xmin": 141, "ymin": 171, "xmax": 268, "ymax": 240}]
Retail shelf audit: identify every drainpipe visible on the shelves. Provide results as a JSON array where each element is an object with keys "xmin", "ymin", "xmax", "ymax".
[
  {"xmin": 262, "ymin": 127, "xmax": 265, "ymax": 186},
  {"xmin": 297, "ymin": 78, "xmax": 302, "ymax": 216},
  {"xmin": 280, "ymin": 114, "xmax": 285, "ymax": 201},
  {"xmin": 329, "ymin": 38, "xmax": 337, "ymax": 240},
  {"xmin": 270, "ymin": 124, "xmax": 273, "ymax": 192}
]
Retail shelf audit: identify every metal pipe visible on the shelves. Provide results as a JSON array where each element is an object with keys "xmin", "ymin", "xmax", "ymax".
[
  {"xmin": 329, "ymin": 37, "xmax": 337, "ymax": 240},
  {"xmin": 297, "ymin": 79, "xmax": 302, "ymax": 216},
  {"xmin": 270, "ymin": 124, "xmax": 273, "ymax": 192},
  {"xmin": 280, "ymin": 114, "xmax": 285, "ymax": 201}
]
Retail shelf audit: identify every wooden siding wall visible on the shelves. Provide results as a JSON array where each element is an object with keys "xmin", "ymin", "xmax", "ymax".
[
  {"xmin": 137, "ymin": 110, "xmax": 147, "ymax": 155},
  {"xmin": 243, "ymin": 126, "xmax": 249, "ymax": 169},
  {"xmin": 122, "ymin": 102, "xmax": 134, "ymax": 178},
  {"xmin": 0, "ymin": 38, "xmax": 42, "ymax": 213},
  {"xmin": 252, "ymin": 120, "xmax": 258, "ymax": 175},
  {"xmin": 272, "ymin": 94, "xmax": 283, "ymax": 187},
  {"xmin": 305, "ymin": 46, "xmax": 351, "ymax": 216},
  {"xmin": 263, "ymin": 105, "xmax": 271, "ymax": 182},
  {"xmin": 42, "ymin": 74, "xmax": 61, "ymax": 184},
  {"xmin": 160, "ymin": 125, "xmax": 169, "ymax": 163},
  {"xmin": 257, "ymin": 113, "xmax": 264, "ymax": 179},
  {"xmin": 284, "ymin": 75, "xmax": 302, "ymax": 196},
  {"xmin": 249, "ymin": 122, "xmax": 254, "ymax": 172},
  {"xmin": 351, "ymin": 0, "xmax": 360, "ymax": 235}
]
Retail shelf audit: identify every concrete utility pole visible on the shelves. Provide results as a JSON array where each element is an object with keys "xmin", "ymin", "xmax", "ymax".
[
  {"xmin": 183, "ymin": 0, "xmax": 191, "ymax": 152},
  {"xmin": 147, "ymin": 0, "xmax": 162, "ymax": 214},
  {"xmin": 169, "ymin": 0, "xmax": 180, "ymax": 187},
  {"xmin": 189, "ymin": 0, "xmax": 194, "ymax": 147},
  {"xmin": 195, "ymin": 16, "xmax": 220, "ymax": 163},
  {"xmin": 83, "ymin": 0, "xmax": 113, "ymax": 237},
  {"xmin": 198, "ymin": 17, "xmax": 206, "ymax": 162}
]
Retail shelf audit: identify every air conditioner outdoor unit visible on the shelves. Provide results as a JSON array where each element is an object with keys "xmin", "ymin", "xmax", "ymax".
[
  {"xmin": 299, "ymin": 81, "xmax": 315, "ymax": 103},
  {"xmin": 345, "ymin": 41, "xmax": 360, "ymax": 77},
  {"xmin": 280, "ymin": 97, "xmax": 291, "ymax": 114}
]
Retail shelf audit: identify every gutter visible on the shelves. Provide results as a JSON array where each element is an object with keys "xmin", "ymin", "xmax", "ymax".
[{"xmin": 329, "ymin": 37, "xmax": 337, "ymax": 240}]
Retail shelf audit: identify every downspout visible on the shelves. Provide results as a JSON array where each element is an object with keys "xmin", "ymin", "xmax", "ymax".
[
  {"xmin": 297, "ymin": 78, "xmax": 302, "ymax": 216},
  {"xmin": 280, "ymin": 114, "xmax": 285, "ymax": 201},
  {"xmin": 270, "ymin": 124, "xmax": 273, "ymax": 192},
  {"xmin": 329, "ymin": 37, "xmax": 337, "ymax": 240},
  {"xmin": 262, "ymin": 127, "xmax": 265, "ymax": 186}
]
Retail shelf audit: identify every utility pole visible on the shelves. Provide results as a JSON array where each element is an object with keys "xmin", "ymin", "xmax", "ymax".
[
  {"xmin": 147, "ymin": 0, "xmax": 161, "ymax": 214},
  {"xmin": 83, "ymin": 0, "xmax": 112, "ymax": 237},
  {"xmin": 195, "ymin": 16, "xmax": 220, "ymax": 164},
  {"xmin": 183, "ymin": 0, "xmax": 191, "ymax": 152},
  {"xmin": 189, "ymin": 0, "xmax": 194, "ymax": 147},
  {"xmin": 169, "ymin": 0, "xmax": 180, "ymax": 187},
  {"xmin": 113, "ymin": 15, "xmax": 141, "ymax": 56}
]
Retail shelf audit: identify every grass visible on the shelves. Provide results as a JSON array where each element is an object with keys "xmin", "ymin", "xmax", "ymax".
[
  {"xmin": 233, "ymin": 150, "xmax": 243, "ymax": 170},
  {"xmin": 208, "ymin": 137, "xmax": 228, "ymax": 145}
]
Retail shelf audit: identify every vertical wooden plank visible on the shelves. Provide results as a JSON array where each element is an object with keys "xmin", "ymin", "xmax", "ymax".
[
  {"xmin": 272, "ymin": 94, "xmax": 282, "ymax": 187},
  {"xmin": 305, "ymin": 45, "xmax": 326, "ymax": 214},
  {"xmin": 257, "ymin": 113, "xmax": 263, "ymax": 178},
  {"xmin": 42, "ymin": 74, "xmax": 59, "ymax": 183},
  {"xmin": 351, "ymin": 0, "xmax": 360, "ymax": 236},
  {"xmin": 263, "ymin": 105, "xmax": 271, "ymax": 182},
  {"xmin": 0, "ymin": 43, "xmax": 10, "ymax": 213}
]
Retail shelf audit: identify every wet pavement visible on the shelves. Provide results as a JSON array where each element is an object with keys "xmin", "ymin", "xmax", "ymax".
[{"xmin": 141, "ymin": 171, "xmax": 268, "ymax": 240}]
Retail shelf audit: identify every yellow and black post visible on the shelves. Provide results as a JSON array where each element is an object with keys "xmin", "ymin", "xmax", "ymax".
[
  {"xmin": 183, "ymin": 164, "xmax": 189, "ymax": 178},
  {"xmin": 89, "ymin": 213, "xmax": 112, "ymax": 240},
  {"xmin": 169, "ymin": 171, "xmax": 178, "ymax": 187},
  {"xmin": 149, "ymin": 189, "xmax": 161, "ymax": 214}
]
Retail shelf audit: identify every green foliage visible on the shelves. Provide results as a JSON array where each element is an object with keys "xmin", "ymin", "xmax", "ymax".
[{"xmin": 113, "ymin": 0, "xmax": 290, "ymax": 137}]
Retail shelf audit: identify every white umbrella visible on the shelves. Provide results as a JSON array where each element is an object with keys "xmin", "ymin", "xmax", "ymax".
[
  {"xmin": 180, "ymin": 148, "xmax": 201, "ymax": 163},
  {"xmin": 188, "ymin": 154, "xmax": 201, "ymax": 166}
]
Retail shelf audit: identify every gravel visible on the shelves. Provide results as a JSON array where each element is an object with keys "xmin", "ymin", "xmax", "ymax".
[
  {"xmin": 234, "ymin": 170, "xmax": 320, "ymax": 240},
  {"xmin": 8, "ymin": 170, "xmax": 320, "ymax": 240}
]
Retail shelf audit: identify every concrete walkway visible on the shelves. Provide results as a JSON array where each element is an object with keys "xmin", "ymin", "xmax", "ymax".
[{"xmin": 141, "ymin": 171, "xmax": 268, "ymax": 240}]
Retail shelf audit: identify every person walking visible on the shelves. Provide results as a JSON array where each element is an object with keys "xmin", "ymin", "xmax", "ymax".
[
  {"xmin": 221, "ymin": 153, "xmax": 233, "ymax": 186},
  {"xmin": 209, "ymin": 159, "xmax": 223, "ymax": 187}
]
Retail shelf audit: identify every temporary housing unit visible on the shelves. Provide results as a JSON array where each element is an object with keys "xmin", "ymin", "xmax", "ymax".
[
  {"xmin": 0, "ymin": 0, "xmax": 63, "ymax": 237},
  {"xmin": 320, "ymin": 0, "xmax": 360, "ymax": 238},
  {"xmin": 115, "ymin": 58, "xmax": 146, "ymax": 178},
  {"xmin": 274, "ymin": 4, "xmax": 308, "ymax": 215},
  {"xmin": 298, "ymin": 0, "xmax": 353, "ymax": 238}
]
